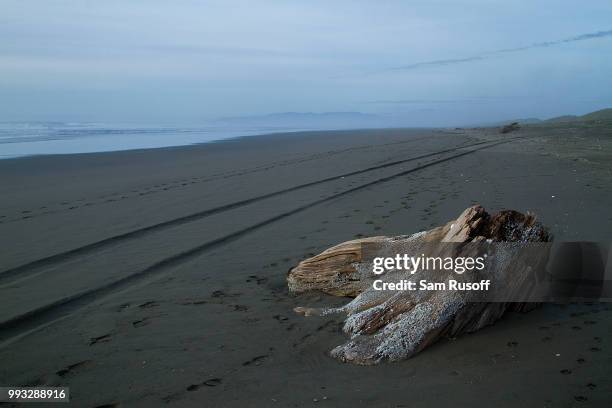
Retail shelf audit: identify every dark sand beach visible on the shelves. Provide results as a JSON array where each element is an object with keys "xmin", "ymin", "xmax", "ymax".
[{"xmin": 1, "ymin": 124, "xmax": 611, "ymax": 407}]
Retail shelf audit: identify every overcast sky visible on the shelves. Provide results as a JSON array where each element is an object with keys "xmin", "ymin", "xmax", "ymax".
[{"xmin": 1, "ymin": 0, "xmax": 611, "ymax": 125}]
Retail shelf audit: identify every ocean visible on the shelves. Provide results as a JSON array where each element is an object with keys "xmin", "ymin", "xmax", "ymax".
[{"xmin": 0, "ymin": 122, "xmax": 305, "ymax": 159}]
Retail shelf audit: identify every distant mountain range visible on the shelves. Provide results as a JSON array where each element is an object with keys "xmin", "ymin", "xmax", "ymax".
[
  {"xmin": 215, "ymin": 108, "xmax": 612, "ymax": 130},
  {"xmin": 214, "ymin": 112, "xmax": 391, "ymax": 129}
]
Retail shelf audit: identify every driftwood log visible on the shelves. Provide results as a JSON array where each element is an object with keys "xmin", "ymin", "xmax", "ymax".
[
  {"xmin": 288, "ymin": 206, "xmax": 551, "ymax": 365},
  {"xmin": 500, "ymin": 122, "xmax": 521, "ymax": 134}
]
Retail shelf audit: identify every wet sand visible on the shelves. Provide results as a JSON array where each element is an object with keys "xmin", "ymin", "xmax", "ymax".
[{"xmin": 0, "ymin": 125, "xmax": 611, "ymax": 407}]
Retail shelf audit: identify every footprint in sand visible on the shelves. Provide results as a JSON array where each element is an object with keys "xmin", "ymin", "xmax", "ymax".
[
  {"xmin": 316, "ymin": 320, "xmax": 339, "ymax": 332},
  {"xmin": 232, "ymin": 304, "xmax": 248, "ymax": 312},
  {"xmin": 132, "ymin": 317, "xmax": 151, "ymax": 328},
  {"xmin": 178, "ymin": 299, "xmax": 207, "ymax": 306},
  {"xmin": 186, "ymin": 378, "xmax": 222, "ymax": 391},
  {"xmin": 138, "ymin": 301, "xmax": 159, "ymax": 309},
  {"xmin": 56, "ymin": 360, "xmax": 93, "ymax": 378},
  {"xmin": 246, "ymin": 275, "xmax": 268, "ymax": 285},
  {"xmin": 89, "ymin": 334, "xmax": 112, "ymax": 346},
  {"xmin": 116, "ymin": 303, "xmax": 131, "ymax": 312},
  {"xmin": 574, "ymin": 396, "xmax": 587, "ymax": 402},
  {"xmin": 242, "ymin": 355, "xmax": 269, "ymax": 367}
]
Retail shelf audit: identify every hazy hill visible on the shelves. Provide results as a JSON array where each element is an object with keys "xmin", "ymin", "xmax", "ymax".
[
  {"xmin": 580, "ymin": 108, "xmax": 612, "ymax": 122},
  {"xmin": 214, "ymin": 112, "xmax": 388, "ymax": 129},
  {"xmin": 545, "ymin": 114, "xmax": 578, "ymax": 123},
  {"xmin": 484, "ymin": 108, "xmax": 612, "ymax": 127},
  {"xmin": 546, "ymin": 108, "xmax": 612, "ymax": 123}
]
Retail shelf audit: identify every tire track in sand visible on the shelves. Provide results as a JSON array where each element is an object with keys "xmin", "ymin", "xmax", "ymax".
[
  {"xmin": 0, "ymin": 137, "xmax": 519, "ymax": 346},
  {"xmin": 0, "ymin": 137, "xmax": 496, "ymax": 283}
]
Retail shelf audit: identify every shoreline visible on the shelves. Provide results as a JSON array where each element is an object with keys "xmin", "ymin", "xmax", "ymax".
[{"xmin": 0, "ymin": 126, "xmax": 436, "ymax": 161}]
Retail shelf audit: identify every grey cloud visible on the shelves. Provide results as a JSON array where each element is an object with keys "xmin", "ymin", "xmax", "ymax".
[
  {"xmin": 387, "ymin": 29, "xmax": 612, "ymax": 72},
  {"xmin": 388, "ymin": 56, "xmax": 483, "ymax": 71}
]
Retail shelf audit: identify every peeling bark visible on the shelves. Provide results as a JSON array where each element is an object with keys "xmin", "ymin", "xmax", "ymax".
[{"xmin": 289, "ymin": 205, "xmax": 550, "ymax": 365}]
